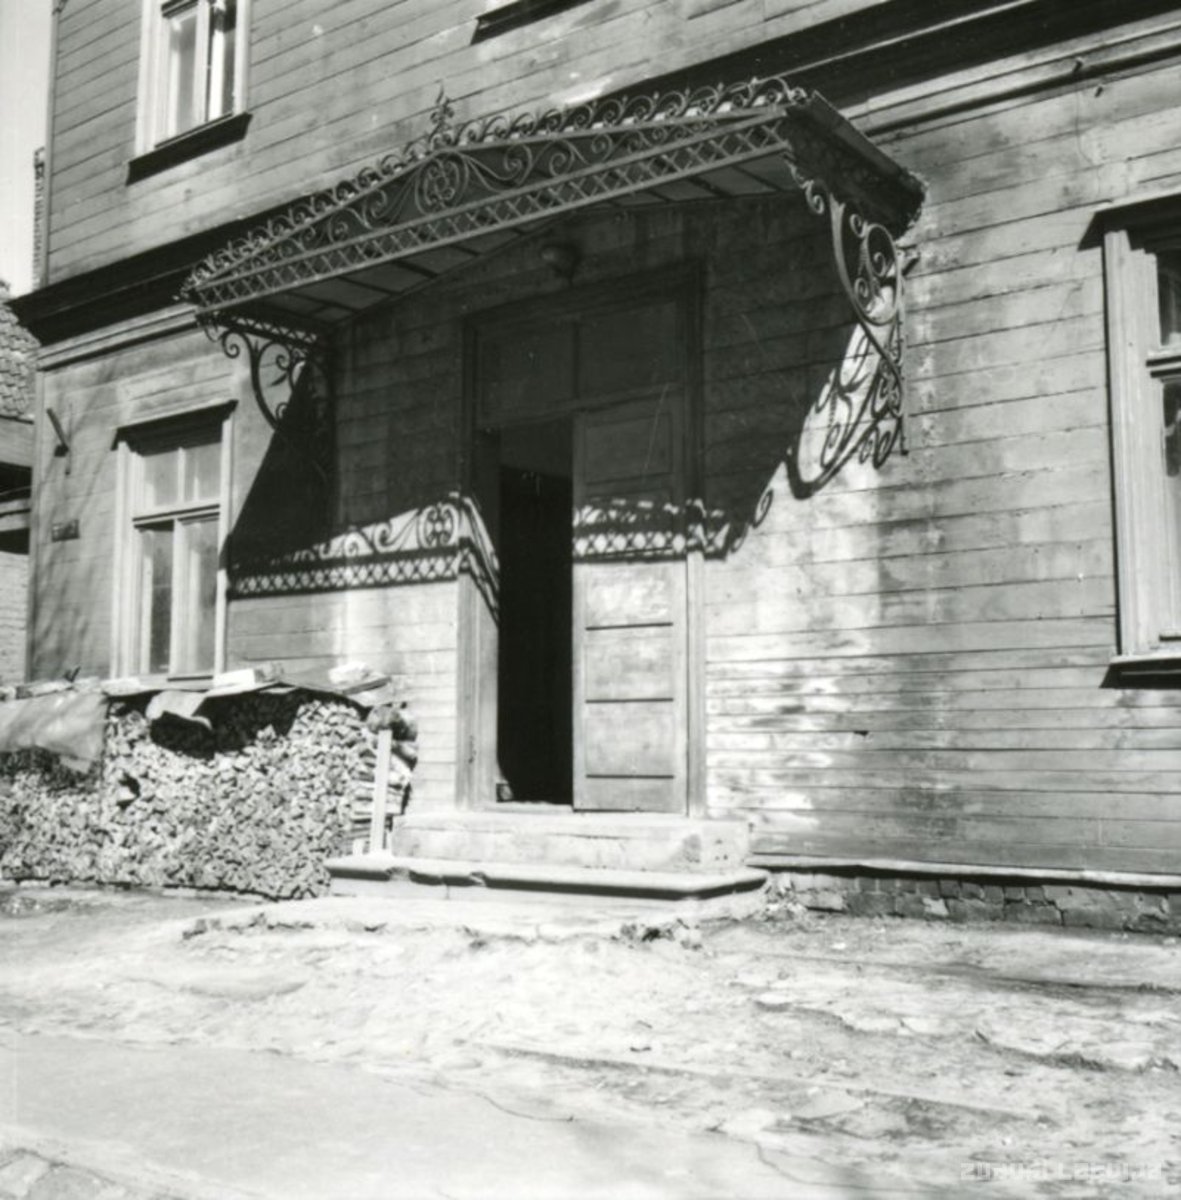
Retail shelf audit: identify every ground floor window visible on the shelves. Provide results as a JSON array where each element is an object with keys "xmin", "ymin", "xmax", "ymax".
[{"xmin": 116, "ymin": 411, "xmax": 230, "ymax": 679}]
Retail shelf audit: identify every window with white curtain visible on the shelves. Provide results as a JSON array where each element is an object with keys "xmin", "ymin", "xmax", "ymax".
[{"xmin": 139, "ymin": 0, "xmax": 248, "ymax": 148}]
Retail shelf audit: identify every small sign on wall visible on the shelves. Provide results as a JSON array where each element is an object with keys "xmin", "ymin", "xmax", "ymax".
[{"xmin": 50, "ymin": 519, "xmax": 79, "ymax": 542}]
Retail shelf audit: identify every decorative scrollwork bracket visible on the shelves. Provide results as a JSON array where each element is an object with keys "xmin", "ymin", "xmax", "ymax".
[
  {"xmin": 790, "ymin": 166, "xmax": 914, "ymax": 491},
  {"xmin": 198, "ymin": 311, "xmax": 334, "ymax": 486}
]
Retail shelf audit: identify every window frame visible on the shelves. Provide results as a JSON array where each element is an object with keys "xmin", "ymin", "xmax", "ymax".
[
  {"xmin": 472, "ymin": 0, "xmax": 595, "ymax": 41},
  {"xmin": 113, "ymin": 407, "xmax": 233, "ymax": 682},
  {"xmin": 135, "ymin": 0, "xmax": 250, "ymax": 156},
  {"xmin": 1103, "ymin": 205, "xmax": 1181, "ymax": 668}
]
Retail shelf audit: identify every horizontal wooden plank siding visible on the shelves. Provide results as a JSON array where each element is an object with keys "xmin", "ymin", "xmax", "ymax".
[
  {"xmin": 704, "ymin": 50, "xmax": 1181, "ymax": 872},
  {"xmin": 228, "ymin": 585, "xmax": 460, "ymax": 811}
]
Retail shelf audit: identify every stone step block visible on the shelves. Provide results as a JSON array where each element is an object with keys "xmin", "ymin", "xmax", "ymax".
[{"xmin": 387, "ymin": 812, "xmax": 750, "ymax": 874}]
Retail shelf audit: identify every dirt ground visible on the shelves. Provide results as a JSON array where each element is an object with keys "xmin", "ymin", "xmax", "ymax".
[{"xmin": 1, "ymin": 884, "xmax": 1179, "ymax": 1198}]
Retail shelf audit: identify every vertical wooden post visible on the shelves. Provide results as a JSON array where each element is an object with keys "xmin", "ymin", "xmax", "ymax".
[{"xmin": 368, "ymin": 726, "xmax": 392, "ymax": 854}]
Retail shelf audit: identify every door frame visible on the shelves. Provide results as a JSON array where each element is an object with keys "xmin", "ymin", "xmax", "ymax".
[{"xmin": 456, "ymin": 261, "xmax": 705, "ymax": 816}]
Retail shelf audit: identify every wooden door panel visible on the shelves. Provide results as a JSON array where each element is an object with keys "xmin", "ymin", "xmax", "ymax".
[
  {"xmin": 584, "ymin": 565, "xmax": 674, "ymax": 628},
  {"xmin": 578, "ymin": 300, "xmax": 680, "ymax": 397},
  {"xmin": 581, "ymin": 776, "xmax": 683, "ymax": 814},
  {"xmin": 583, "ymin": 629, "xmax": 675, "ymax": 701},
  {"xmin": 582, "ymin": 411, "xmax": 675, "ymax": 480},
  {"xmin": 584, "ymin": 701, "xmax": 678, "ymax": 775},
  {"xmin": 573, "ymin": 393, "xmax": 687, "ymax": 813},
  {"xmin": 482, "ymin": 323, "xmax": 576, "ymax": 423}
]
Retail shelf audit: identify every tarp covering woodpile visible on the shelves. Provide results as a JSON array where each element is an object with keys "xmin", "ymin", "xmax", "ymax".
[{"xmin": 0, "ymin": 663, "xmax": 400, "ymax": 768}]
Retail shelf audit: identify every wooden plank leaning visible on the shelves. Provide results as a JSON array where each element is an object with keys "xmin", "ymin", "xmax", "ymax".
[{"xmin": 369, "ymin": 726, "xmax": 393, "ymax": 854}]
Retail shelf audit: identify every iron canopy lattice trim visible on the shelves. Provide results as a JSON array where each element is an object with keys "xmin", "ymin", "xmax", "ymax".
[
  {"xmin": 195, "ymin": 119, "xmax": 804, "ymax": 311},
  {"xmin": 180, "ymin": 78, "xmax": 921, "ymax": 317}
]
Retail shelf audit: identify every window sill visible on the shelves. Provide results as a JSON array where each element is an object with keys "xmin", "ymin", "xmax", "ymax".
[
  {"xmin": 104, "ymin": 674, "xmax": 211, "ymax": 695},
  {"xmin": 1109, "ymin": 652, "xmax": 1181, "ymax": 680},
  {"xmin": 127, "ymin": 112, "xmax": 252, "ymax": 184},
  {"xmin": 472, "ymin": 0, "xmax": 593, "ymax": 41}
]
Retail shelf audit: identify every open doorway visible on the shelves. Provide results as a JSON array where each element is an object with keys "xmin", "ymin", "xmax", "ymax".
[
  {"xmin": 496, "ymin": 418, "xmax": 573, "ymax": 803},
  {"xmin": 465, "ymin": 267, "xmax": 699, "ymax": 815}
]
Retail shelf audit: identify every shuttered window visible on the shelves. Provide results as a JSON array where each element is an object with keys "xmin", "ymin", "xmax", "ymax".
[{"xmin": 1103, "ymin": 216, "xmax": 1181, "ymax": 666}]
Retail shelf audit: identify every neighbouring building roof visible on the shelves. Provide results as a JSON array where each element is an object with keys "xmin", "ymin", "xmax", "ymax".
[{"xmin": 0, "ymin": 284, "xmax": 36, "ymax": 421}]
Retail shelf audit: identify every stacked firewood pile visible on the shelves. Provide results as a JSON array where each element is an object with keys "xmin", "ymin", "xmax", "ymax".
[
  {"xmin": 0, "ymin": 750, "xmax": 97, "ymax": 884},
  {"xmin": 0, "ymin": 688, "xmax": 414, "ymax": 899}
]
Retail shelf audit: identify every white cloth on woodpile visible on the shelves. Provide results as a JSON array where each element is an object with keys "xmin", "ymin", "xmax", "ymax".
[{"xmin": 0, "ymin": 690, "xmax": 106, "ymax": 769}]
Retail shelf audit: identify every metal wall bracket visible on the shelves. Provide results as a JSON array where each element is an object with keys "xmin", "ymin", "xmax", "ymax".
[
  {"xmin": 790, "ymin": 165, "xmax": 909, "ymax": 490},
  {"xmin": 199, "ymin": 311, "xmax": 334, "ymax": 486}
]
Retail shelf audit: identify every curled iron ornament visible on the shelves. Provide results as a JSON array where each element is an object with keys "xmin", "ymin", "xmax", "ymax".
[
  {"xmin": 428, "ymin": 87, "xmax": 456, "ymax": 148},
  {"xmin": 418, "ymin": 501, "xmax": 458, "ymax": 547},
  {"xmin": 788, "ymin": 165, "xmax": 907, "ymax": 491}
]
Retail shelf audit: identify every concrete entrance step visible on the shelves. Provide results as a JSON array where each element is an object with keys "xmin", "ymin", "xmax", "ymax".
[
  {"xmin": 388, "ymin": 811, "xmax": 751, "ymax": 874},
  {"xmin": 326, "ymin": 852, "xmax": 768, "ymax": 909}
]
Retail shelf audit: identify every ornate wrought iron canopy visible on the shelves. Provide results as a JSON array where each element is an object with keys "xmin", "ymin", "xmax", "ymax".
[
  {"xmin": 181, "ymin": 78, "xmax": 924, "ymax": 490},
  {"xmin": 181, "ymin": 79, "xmax": 922, "ymax": 327}
]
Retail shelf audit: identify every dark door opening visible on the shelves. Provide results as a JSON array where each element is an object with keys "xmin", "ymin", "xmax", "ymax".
[{"xmin": 496, "ymin": 419, "xmax": 573, "ymax": 803}]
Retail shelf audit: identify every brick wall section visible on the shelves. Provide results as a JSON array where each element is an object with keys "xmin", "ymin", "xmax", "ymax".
[
  {"xmin": 0, "ymin": 549, "xmax": 27, "ymax": 683},
  {"xmin": 773, "ymin": 870, "xmax": 1179, "ymax": 935},
  {"xmin": 0, "ymin": 292, "xmax": 35, "ymax": 420}
]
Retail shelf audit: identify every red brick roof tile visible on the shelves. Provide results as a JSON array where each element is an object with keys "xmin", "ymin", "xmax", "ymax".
[{"xmin": 0, "ymin": 287, "xmax": 36, "ymax": 421}]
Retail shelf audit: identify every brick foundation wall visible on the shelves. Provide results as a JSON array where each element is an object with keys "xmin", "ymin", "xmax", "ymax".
[{"xmin": 772, "ymin": 870, "xmax": 1179, "ymax": 935}]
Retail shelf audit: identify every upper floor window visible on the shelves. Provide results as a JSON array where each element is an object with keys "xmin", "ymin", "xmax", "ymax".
[
  {"xmin": 1103, "ymin": 208, "xmax": 1181, "ymax": 666},
  {"xmin": 139, "ymin": 0, "xmax": 248, "ymax": 150},
  {"xmin": 1160, "ymin": 250, "xmax": 1181, "ymax": 346},
  {"xmin": 472, "ymin": 0, "xmax": 595, "ymax": 41}
]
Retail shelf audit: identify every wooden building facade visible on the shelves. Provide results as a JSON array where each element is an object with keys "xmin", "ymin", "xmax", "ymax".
[{"xmin": 14, "ymin": 0, "xmax": 1181, "ymax": 881}]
